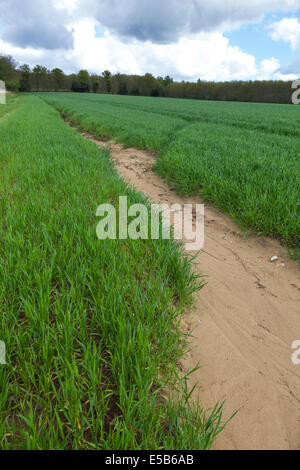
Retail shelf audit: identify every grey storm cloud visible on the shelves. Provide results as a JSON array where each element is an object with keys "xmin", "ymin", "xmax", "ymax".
[
  {"xmin": 1, "ymin": 0, "xmax": 300, "ymax": 50},
  {"xmin": 0, "ymin": 0, "xmax": 73, "ymax": 49},
  {"xmin": 88, "ymin": 0, "xmax": 300, "ymax": 43}
]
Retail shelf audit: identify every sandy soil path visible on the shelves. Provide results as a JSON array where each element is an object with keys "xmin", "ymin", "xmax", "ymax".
[{"xmin": 83, "ymin": 132, "xmax": 300, "ymax": 450}]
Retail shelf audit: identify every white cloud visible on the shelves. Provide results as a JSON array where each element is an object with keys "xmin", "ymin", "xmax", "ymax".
[
  {"xmin": 65, "ymin": 19, "xmax": 258, "ymax": 81},
  {"xmin": 274, "ymin": 70, "xmax": 298, "ymax": 79},
  {"xmin": 0, "ymin": 3, "xmax": 298, "ymax": 81},
  {"xmin": 3, "ymin": 18, "xmax": 295, "ymax": 82},
  {"xmin": 257, "ymin": 57, "xmax": 298, "ymax": 81},
  {"xmin": 53, "ymin": 0, "xmax": 78, "ymax": 12},
  {"xmin": 0, "ymin": 38, "xmax": 77, "ymax": 73},
  {"xmin": 256, "ymin": 57, "xmax": 296, "ymax": 80},
  {"xmin": 0, "ymin": 40, "xmax": 45, "ymax": 62},
  {"xmin": 258, "ymin": 57, "xmax": 280, "ymax": 79},
  {"xmin": 269, "ymin": 17, "xmax": 300, "ymax": 50}
]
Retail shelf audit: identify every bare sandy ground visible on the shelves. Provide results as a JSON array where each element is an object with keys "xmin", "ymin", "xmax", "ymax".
[{"xmin": 81, "ymin": 131, "xmax": 300, "ymax": 450}]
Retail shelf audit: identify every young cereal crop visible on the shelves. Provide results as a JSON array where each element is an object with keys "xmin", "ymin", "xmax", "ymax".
[
  {"xmin": 155, "ymin": 122, "xmax": 300, "ymax": 252},
  {"xmin": 39, "ymin": 92, "xmax": 300, "ymax": 255},
  {"xmin": 0, "ymin": 93, "xmax": 20, "ymax": 120},
  {"xmin": 40, "ymin": 93, "xmax": 186, "ymax": 152},
  {"xmin": 41, "ymin": 92, "xmax": 300, "ymax": 138},
  {"xmin": 0, "ymin": 96, "xmax": 225, "ymax": 450}
]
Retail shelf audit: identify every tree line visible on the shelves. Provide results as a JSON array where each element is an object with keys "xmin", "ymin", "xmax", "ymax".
[{"xmin": 0, "ymin": 54, "xmax": 297, "ymax": 104}]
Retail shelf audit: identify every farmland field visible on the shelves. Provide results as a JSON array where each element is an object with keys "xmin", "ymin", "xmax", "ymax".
[
  {"xmin": 1, "ymin": 92, "xmax": 299, "ymax": 450},
  {"xmin": 0, "ymin": 94, "xmax": 20, "ymax": 120},
  {"xmin": 40, "ymin": 92, "xmax": 300, "ymax": 254},
  {"xmin": 0, "ymin": 96, "xmax": 225, "ymax": 450}
]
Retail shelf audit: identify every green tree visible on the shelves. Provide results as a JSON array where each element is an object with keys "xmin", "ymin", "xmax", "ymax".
[
  {"xmin": 71, "ymin": 70, "xmax": 90, "ymax": 93},
  {"xmin": 102, "ymin": 70, "xmax": 112, "ymax": 93},
  {"xmin": 33, "ymin": 65, "xmax": 47, "ymax": 91},
  {"xmin": 78, "ymin": 69, "xmax": 90, "ymax": 92},
  {"xmin": 92, "ymin": 81, "xmax": 100, "ymax": 93},
  {"xmin": 113, "ymin": 73, "xmax": 128, "ymax": 95},
  {"xmin": 0, "ymin": 55, "xmax": 18, "ymax": 82},
  {"xmin": 19, "ymin": 64, "xmax": 31, "ymax": 92},
  {"xmin": 163, "ymin": 75, "xmax": 173, "ymax": 87},
  {"xmin": 52, "ymin": 68, "xmax": 65, "ymax": 90},
  {"xmin": 141, "ymin": 73, "xmax": 157, "ymax": 96}
]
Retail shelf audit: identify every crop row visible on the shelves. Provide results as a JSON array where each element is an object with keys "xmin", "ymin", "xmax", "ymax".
[
  {"xmin": 41, "ymin": 92, "xmax": 300, "ymax": 138},
  {"xmin": 39, "ymin": 93, "xmax": 300, "ymax": 253},
  {"xmin": 0, "ymin": 96, "xmax": 223, "ymax": 449}
]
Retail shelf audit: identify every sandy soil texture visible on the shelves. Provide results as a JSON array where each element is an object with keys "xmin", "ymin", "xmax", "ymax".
[{"xmin": 81, "ymin": 131, "xmax": 300, "ymax": 450}]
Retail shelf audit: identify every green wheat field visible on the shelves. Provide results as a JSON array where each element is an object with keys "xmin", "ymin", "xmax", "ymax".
[{"xmin": 0, "ymin": 92, "xmax": 299, "ymax": 449}]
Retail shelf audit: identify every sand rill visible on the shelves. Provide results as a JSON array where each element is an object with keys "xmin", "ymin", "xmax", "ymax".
[{"xmin": 77, "ymin": 128, "xmax": 300, "ymax": 450}]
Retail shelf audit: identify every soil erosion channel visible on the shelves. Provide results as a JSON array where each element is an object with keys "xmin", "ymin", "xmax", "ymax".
[{"xmin": 81, "ymin": 130, "xmax": 300, "ymax": 450}]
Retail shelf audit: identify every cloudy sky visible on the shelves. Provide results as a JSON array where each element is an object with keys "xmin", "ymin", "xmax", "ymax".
[{"xmin": 0, "ymin": 0, "xmax": 300, "ymax": 81}]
